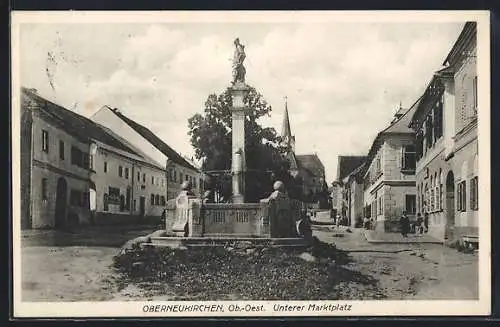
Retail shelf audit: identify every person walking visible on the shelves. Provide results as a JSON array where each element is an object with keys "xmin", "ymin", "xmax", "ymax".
[
  {"xmin": 424, "ymin": 212, "xmax": 429, "ymax": 233},
  {"xmin": 400, "ymin": 211, "xmax": 410, "ymax": 238}
]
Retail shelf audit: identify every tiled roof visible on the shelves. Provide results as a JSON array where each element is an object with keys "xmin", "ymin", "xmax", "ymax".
[
  {"xmin": 337, "ymin": 155, "xmax": 367, "ymax": 182},
  {"xmin": 96, "ymin": 123, "xmax": 164, "ymax": 171},
  {"xmin": 296, "ymin": 154, "xmax": 325, "ymax": 177},
  {"xmin": 22, "ymin": 88, "xmax": 140, "ymax": 156},
  {"xmin": 382, "ymin": 97, "xmax": 422, "ymax": 135},
  {"xmin": 109, "ymin": 108, "xmax": 198, "ymax": 171}
]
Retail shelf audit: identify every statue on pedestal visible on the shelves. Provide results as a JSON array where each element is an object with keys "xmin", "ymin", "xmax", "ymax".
[{"xmin": 232, "ymin": 38, "xmax": 246, "ymax": 85}]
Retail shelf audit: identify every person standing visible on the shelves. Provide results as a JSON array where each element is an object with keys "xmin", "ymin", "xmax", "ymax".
[
  {"xmin": 424, "ymin": 212, "xmax": 429, "ymax": 233},
  {"xmin": 400, "ymin": 211, "xmax": 410, "ymax": 237},
  {"xmin": 416, "ymin": 213, "xmax": 424, "ymax": 236}
]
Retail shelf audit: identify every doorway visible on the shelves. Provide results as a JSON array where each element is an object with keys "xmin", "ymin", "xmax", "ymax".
[
  {"xmin": 55, "ymin": 177, "xmax": 67, "ymax": 229},
  {"xmin": 445, "ymin": 171, "xmax": 455, "ymax": 240},
  {"xmin": 139, "ymin": 196, "xmax": 145, "ymax": 216}
]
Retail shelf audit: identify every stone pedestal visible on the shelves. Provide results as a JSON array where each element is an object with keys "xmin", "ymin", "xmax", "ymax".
[{"xmin": 230, "ymin": 82, "xmax": 250, "ymax": 204}]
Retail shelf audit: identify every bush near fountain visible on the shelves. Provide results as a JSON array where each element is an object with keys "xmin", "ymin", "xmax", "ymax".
[{"xmin": 111, "ymin": 236, "xmax": 386, "ymax": 300}]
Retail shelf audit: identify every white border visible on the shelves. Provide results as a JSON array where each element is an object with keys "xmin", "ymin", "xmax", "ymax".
[{"xmin": 11, "ymin": 10, "xmax": 491, "ymax": 318}]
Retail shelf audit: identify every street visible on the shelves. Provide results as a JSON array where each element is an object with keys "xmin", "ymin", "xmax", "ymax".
[{"xmin": 20, "ymin": 224, "xmax": 478, "ymax": 301}]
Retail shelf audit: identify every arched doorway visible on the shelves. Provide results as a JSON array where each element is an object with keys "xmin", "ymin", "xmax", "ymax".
[
  {"xmin": 54, "ymin": 177, "xmax": 67, "ymax": 229},
  {"xmin": 445, "ymin": 171, "xmax": 455, "ymax": 240}
]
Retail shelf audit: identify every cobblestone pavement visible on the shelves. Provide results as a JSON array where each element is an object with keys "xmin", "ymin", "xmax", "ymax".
[{"xmin": 313, "ymin": 225, "xmax": 479, "ymax": 300}]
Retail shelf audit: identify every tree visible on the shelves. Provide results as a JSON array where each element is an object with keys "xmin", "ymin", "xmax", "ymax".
[{"xmin": 188, "ymin": 86, "xmax": 300, "ymax": 203}]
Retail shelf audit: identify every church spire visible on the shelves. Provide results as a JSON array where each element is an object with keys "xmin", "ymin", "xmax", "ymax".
[{"xmin": 281, "ymin": 96, "xmax": 295, "ymax": 152}]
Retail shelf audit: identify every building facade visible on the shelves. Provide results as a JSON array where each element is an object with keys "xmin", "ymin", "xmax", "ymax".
[
  {"xmin": 342, "ymin": 163, "xmax": 365, "ymax": 227},
  {"xmin": 329, "ymin": 181, "xmax": 343, "ymax": 218},
  {"xmin": 20, "ymin": 88, "xmax": 172, "ymax": 229},
  {"xmin": 90, "ymin": 106, "xmax": 206, "ymax": 200},
  {"xmin": 336, "ymin": 155, "xmax": 367, "ymax": 221},
  {"xmin": 363, "ymin": 101, "xmax": 418, "ymax": 232},
  {"xmin": 21, "ymin": 88, "xmax": 93, "ymax": 229},
  {"xmin": 90, "ymin": 141, "xmax": 167, "ymax": 223},
  {"xmin": 409, "ymin": 22, "xmax": 478, "ymax": 242}
]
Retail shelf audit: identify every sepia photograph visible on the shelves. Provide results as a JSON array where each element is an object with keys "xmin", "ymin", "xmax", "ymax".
[{"xmin": 11, "ymin": 10, "xmax": 491, "ymax": 317}]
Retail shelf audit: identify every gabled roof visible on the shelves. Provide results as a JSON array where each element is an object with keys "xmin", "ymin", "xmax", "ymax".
[
  {"xmin": 336, "ymin": 155, "xmax": 367, "ymax": 182},
  {"xmin": 364, "ymin": 97, "xmax": 421, "ymax": 176},
  {"xmin": 22, "ymin": 87, "xmax": 140, "ymax": 156},
  {"xmin": 96, "ymin": 123, "xmax": 164, "ymax": 171},
  {"xmin": 108, "ymin": 107, "xmax": 198, "ymax": 171},
  {"xmin": 296, "ymin": 154, "xmax": 325, "ymax": 177},
  {"xmin": 443, "ymin": 22, "xmax": 476, "ymax": 66}
]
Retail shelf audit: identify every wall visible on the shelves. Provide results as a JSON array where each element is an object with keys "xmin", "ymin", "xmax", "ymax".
[
  {"xmin": 133, "ymin": 162, "xmax": 167, "ymax": 218},
  {"xmin": 29, "ymin": 110, "xmax": 91, "ymax": 229},
  {"xmin": 383, "ymin": 135, "xmax": 416, "ymax": 182},
  {"xmin": 92, "ymin": 147, "xmax": 135, "ymax": 215},
  {"xmin": 31, "ymin": 165, "xmax": 90, "ymax": 228},
  {"xmin": 90, "ymin": 107, "xmax": 166, "ymax": 167},
  {"xmin": 380, "ymin": 184, "xmax": 416, "ymax": 232},
  {"xmin": 450, "ymin": 128, "xmax": 478, "ymax": 241},
  {"xmin": 348, "ymin": 179, "xmax": 364, "ymax": 227},
  {"xmin": 20, "ymin": 96, "xmax": 33, "ymax": 229},
  {"xmin": 167, "ymin": 162, "xmax": 204, "ymax": 199},
  {"xmin": 454, "ymin": 44, "xmax": 477, "ymax": 136}
]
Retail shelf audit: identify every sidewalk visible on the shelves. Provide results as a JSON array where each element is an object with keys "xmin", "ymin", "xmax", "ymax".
[{"xmin": 363, "ymin": 230, "xmax": 443, "ymax": 244}]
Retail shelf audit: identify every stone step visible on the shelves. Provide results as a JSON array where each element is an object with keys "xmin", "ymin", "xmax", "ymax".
[{"xmin": 148, "ymin": 236, "xmax": 310, "ymax": 248}]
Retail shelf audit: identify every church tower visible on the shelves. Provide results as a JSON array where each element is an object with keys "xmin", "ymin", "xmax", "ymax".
[{"xmin": 281, "ymin": 96, "xmax": 296, "ymax": 153}]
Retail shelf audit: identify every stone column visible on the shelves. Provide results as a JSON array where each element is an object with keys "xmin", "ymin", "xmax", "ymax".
[{"xmin": 230, "ymin": 82, "xmax": 250, "ymax": 204}]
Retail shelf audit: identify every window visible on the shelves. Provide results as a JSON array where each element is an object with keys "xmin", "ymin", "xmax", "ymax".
[
  {"xmin": 155, "ymin": 194, "xmax": 160, "ymax": 205},
  {"xmin": 470, "ymin": 176, "xmax": 478, "ymax": 210},
  {"xmin": 118, "ymin": 166, "xmax": 123, "ymax": 177},
  {"xmin": 161, "ymin": 196, "xmax": 166, "ymax": 206},
  {"xmin": 199, "ymin": 178, "xmax": 203, "ymax": 190},
  {"xmin": 365, "ymin": 205, "xmax": 371, "ymax": 218},
  {"xmin": 70, "ymin": 146, "xmax": 89, "ymax": 169},
  {"xmin": 41, "ymin": 178, "xmax": 48, "ymax": 201},
  {"xmin": 193, "ymin": 179, "xmax": 197, "ymax": 189},
  {"xmin": 402, "ymin": 145, "xmax": 416, "ymax": 171},
  {"xmin": 179, "ymin": 173, "xmax": 183, "ymax": 183},
  {"xmin": 151, "ymin": 176, "xmax": 154, "ymax": 185},
  {"xmin": 104, "ymin": 161, "xmax": 108, "ymax": 173},
  {"xmin": 143, "ymin": 173, "xmax": 146, "ymax": 183},
  {"xmin": 151, "ymin": 194, "xmax": 155, "ymax": 205},
  {"xmin": 123, "ymin": 167, "xmax": 128, "ymax": 179},
  {"xmin": 174, "ymin": 170, "xmax": 177, "ymax": 183},
  {"xmin": 473, "ymin": 76, "xmax": 478, "ymax": 113},
  {"xmin": 137, "ymin": 171, "xmax": 140, "ymax": 181},
  {"xmin": 405, "ymin": 194, "xmax": 416, "ymax": 215},
  {"xmin": 108, "ymin": 187, "xmax": 120, "ymax": 197},
  {"xmin": 59, "ymin": 140, "xmax": 65, "ymax": 160},
  {"xmin": 425, "ymin": 116, "xmax": 433, "ymax": 149},
  {"xmin": 416, "ymin": 130, "xmax": 424, "ymax": 160},
  {"xmin": 434, "ymin": 99, "xmax": 444, "ymax": 139},
  {"xmin": 457, "ymin": 180, "xmax": 467, "ymax": 212},
  {"xmin": 185, "ymin": 174, "xmax": 189, "ymax": 182},
  {"xmin": 42, "ymin": 130, "xmax": 49, "ymax": 153}
]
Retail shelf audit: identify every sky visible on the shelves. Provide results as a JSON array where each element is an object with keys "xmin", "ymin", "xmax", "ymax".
[{"xmin": 18, "ymin": 20, "xmax": 465, "ymax": 182}]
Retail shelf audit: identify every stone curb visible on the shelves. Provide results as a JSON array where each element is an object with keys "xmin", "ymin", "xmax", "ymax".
[{"xmin": 362, "ymin": 230, "xmax": 444, "ymax": 245}]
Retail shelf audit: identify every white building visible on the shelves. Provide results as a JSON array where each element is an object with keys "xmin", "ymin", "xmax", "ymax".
[{"xmin": 91, "ymin": 106, "xmax": 206, "ymax": 200}]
